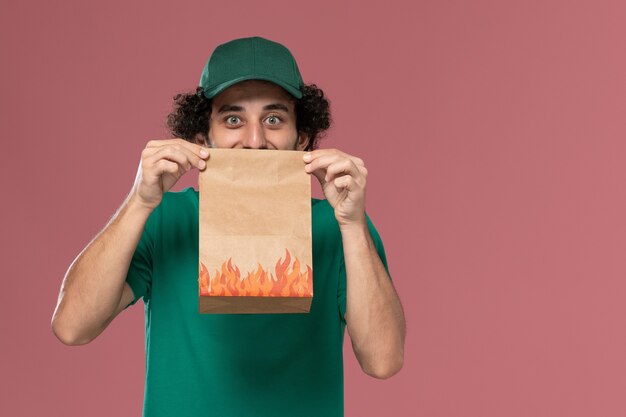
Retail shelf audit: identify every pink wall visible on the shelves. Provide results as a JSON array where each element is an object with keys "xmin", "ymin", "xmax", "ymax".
[{"xmin": 2, "ymin": 0, "xmax": 626, "ymax": 416}]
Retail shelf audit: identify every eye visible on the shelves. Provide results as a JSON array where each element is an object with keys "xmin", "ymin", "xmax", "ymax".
[
  {"xmin": 265, "ymin": 115, "xmax": 282, "ymax": 125},
  {"xmin": 225, "ymin": 116, "xmax": 241, "ymax": 125}
]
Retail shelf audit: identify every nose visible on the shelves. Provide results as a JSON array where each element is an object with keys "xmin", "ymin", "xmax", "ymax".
[{"xmin": 243, "ymin": 120, "xmax": 267, "ymax": 149}]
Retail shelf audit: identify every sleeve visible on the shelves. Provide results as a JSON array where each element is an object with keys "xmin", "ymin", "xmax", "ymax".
[
  {"xmin": 123, "ymin": 203, "xmax": 160, "ymax": 309},
  {"xmin": 338, "ymin": 211, "xmax": 392, "ymax": 323}
]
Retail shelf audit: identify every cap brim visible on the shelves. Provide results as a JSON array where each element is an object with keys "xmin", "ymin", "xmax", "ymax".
[{"xmin": 202, "ymin": 75, "xmax": 303, "ymax": 99}]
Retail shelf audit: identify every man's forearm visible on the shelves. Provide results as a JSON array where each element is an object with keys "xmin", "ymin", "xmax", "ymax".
[
  {"xmin": 51, "ymin": 194, "xmax": 153, "ymax": 345},
  {"xmin": 341, "ymin": 220, "xmax": 405, "ymax": 379}
]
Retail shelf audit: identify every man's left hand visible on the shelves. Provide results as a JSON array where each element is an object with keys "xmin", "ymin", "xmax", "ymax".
[{"xmin": 303, "ymin": 148, "xmax": 367, "ymax": 227}]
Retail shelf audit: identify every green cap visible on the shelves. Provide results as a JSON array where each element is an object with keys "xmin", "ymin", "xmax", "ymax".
[{"xmin": 198, "ymin": 36, "xmax": 304, "ymax": 99}]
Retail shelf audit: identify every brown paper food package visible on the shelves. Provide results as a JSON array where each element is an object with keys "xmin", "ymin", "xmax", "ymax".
[{"xmin": 198, "ymin": 148, "xmax": 313, "ymax": 314}]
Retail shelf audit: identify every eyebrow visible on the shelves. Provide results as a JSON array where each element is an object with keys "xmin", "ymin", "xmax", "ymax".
[
  {"xmin": 217, "ymin": 103, "xmax": 291, "ymax": 113},
  {"xmin": 263, "ymin": 103, "xmax": 290, "ymax": 112}
]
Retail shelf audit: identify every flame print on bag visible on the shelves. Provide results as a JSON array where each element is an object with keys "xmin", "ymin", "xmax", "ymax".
[{"xmin": 199, "ymin": 248, "xmax": 313, "ymax": 297}]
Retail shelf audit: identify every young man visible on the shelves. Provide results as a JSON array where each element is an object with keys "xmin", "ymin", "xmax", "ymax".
[{"xmin": 52, "ymin": 36, "xmax": 405, "ymax": 417}]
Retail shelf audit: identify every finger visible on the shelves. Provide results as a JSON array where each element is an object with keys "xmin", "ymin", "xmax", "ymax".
[
  {"xmin": 141, "ymin": 159, "xmax": 181, "ymax": 188},
  {"xmin": 305, "ymin": 148, "xmax": 364, "ymax": 168},
  {"xmin": 145, "ymin": 142, "xmax": 208, "ymax": 171},
  {"xmin": 304, "ymin": 153, "xmax": 343, "ymax": 176},
  {"xmin": 306, "ymin": 154, "xmax": 360, "ymax": 182},
  {"xmin": 324, "ymin": 159, "xmax": 361, "ymax": 183},
  {"xmin": 158, "ymin": 159, "xmax": 187, "ymax": 193},
  {"xmin": 148, "ymin": 138, "xmax": 209, "ymax": 158},
  {"xmin": 145, "ymin": 146, "xmax": 195, "ymax": 173},
  {"xmin": 333, "ymin": 175, "xmax": 354, "ymax": 192},
  {"xmin": 305, "ymin": 155, "xmax": 346, "ymax": 187},
  {"xmin": 154, "ymin": 159, "xmax": 181, "ymax": 177},
  {"xmin": 146, "ymin": 138, "xmax": 211, "ymax": 161}
]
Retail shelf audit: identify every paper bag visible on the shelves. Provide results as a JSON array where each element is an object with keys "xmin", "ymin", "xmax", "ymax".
[{"xmin": 198, "ymin": 148, "xmax": 313, "ymax": 314}]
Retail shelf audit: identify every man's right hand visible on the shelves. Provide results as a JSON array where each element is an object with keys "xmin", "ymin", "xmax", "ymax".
[
  {"xmin": 52, "ymin": 138, "xmax": 210, "ymax": 345},
  {"xmin": 130, "ymin": 138, "xmax": 210, "ymax": 210}
]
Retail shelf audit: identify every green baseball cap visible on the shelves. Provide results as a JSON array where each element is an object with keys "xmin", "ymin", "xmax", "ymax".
[{"xmin": 198, "ymin": 36, "xmax": 304, "ymax": 99}]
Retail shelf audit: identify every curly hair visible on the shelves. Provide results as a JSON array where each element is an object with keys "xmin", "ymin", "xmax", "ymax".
[{"xmin": 166, "ymin": 83, "xmax": 332, "ymax": 151}]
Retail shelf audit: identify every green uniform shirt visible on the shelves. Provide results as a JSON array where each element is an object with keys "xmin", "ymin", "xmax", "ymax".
[{"xmin": 124, "ymin": 187, "xmax": 391, "ymax": 417}]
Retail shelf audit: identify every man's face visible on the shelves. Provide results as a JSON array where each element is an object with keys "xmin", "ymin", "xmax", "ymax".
[{"xmin": 204, "ymin": 80, "xmax": 309, "ymax": 151}]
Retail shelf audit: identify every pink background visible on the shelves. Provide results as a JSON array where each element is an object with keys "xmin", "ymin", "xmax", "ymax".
[{"xmin": 2, "ymin": 1, "xmax": 626, "ymax": 416}]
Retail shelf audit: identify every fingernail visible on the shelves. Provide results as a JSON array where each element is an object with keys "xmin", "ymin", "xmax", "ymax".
[
  {"xmin": 303, "ymin": 153, "xmax": 311, "ymax": 160},
  {"xmin": 200, "ymin": 149, "xmax": 209, "ymax": 157}
]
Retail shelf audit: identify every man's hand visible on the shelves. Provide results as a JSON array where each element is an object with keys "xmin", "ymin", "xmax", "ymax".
[
  {"xmin": 131, "ymin": 138, "xmax": 211, "ymax": 211},
  {"xmin": 303, "ymin": 148, "xmax": 367, "ymax": 227},
  {"xmin": 52, "ymin": 138, "xmax": 211, "ymax": 346},
  {"xmin": 304, "ymin": 148, "xmax": 405, "ymax": 378}
]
